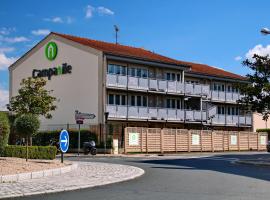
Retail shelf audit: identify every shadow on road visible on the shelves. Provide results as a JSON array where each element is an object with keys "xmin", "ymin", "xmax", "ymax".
[{"xmin": 136, "ymin": 153, "xmax": 270, "ymax": 182}]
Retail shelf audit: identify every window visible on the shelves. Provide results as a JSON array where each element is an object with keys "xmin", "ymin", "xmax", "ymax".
[
  {"xmin": 143, "ymin": 96, "xmax": 147, "ymax": 107},
  {"xmin": 131, "ymin": 96, "xmax": 136, "ymax": 106},
  {"xmin": 129, "ymin": 68, "xmax": 136, "ymax": 77},
  {"xmin": 221, "ymin": 85, "xmax": 225, "ymax": 91},
  {"xmin": 121, "ymin": 96, "xmax": 126, "ymax": 105},
  {"xmin": 109, "ymin": 94, "xmax": 114, "ymax": 105},
  {"xmin": 142, "ymin": 69, "xmax": 148, "ymax": 78},
  {"xmin": 227, "ymin": 85, "xmax": 231, "ymax": 92},
  {"xmin": 121, "ymin": 67, "xmax": 127, "ymax": 75},
  {"xmin": 166, "ymin": 73, "xmax": 171, "ymax": 81},
  {"xmin": 115, "ymin": 95, "xmax": 120, "ymax": 105},
  {"xmin": 172, "ymin": 73, "xmax": 176, "ymax": 81},
  {"xmin": 166, "ymin": 99, "xmax": 170, "ymax": 108},
  {"xmin": 108, "ymin": 64, "xmax": 114, "ymax": 74},
  {"xmin": 177, "ymin": 74, "xmax": 181, "ymax": 82},
  {"xmin": 171, "ymin": 99, "xmax": 175, "ymax": 108},
  {"xmin": 214, "ymin": 83, "xmax": 217, "ymax": 91},
  {"xmin": 177, "ymin": 100, "xmax": 180, "ymax": 109},
  {"xmin": 232, "ymin": 107, "xmax": 235, "ymax": 115},
  {"xmin": 137, "ymin": 96, "xmax": 142, "ymax": 107},
  {"xmin": 137, "ymin": 68, "xmax": 141, "ymax": 77},
  {"xmin": 227, "ymin": 107, "xmax": 231, "ymax": 115},
  {"xmin": 218, "ymin": 106, "xmax": 225, "ymax": 114}
]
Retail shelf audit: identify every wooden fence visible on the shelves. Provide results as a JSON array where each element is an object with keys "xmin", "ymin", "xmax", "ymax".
[{"xmin": 124, "ymin": 127, "xmax": 268, "ymax": 153}]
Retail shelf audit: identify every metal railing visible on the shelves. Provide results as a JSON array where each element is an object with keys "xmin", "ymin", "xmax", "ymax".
[
  {"xmin": 211, "ymin": 114, "xmax": 252, "ymax": 126},
  {"xmin": 106, "ymin": 74, "xmax": 210, "ymax": 96},
  {"xmin": 106, "ymin": 105, "xmax": 207, "ymax": 122}
]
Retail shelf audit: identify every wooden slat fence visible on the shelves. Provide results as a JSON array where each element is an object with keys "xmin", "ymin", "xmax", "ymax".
[{"xmin": 124, "ymin": 127, "xmax": 268, "ymax": 153}]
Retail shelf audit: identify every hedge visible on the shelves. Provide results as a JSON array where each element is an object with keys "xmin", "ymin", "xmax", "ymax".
[
  {"xmin": 33, "ymin": 129, "xmax": 98, "ymax": 149},
  {"xmin": 256, "ymin": 128, "xmax": 270, "ymax": 133},
  {"xmin": 3, "ymin": 145, "xmax": 57, "ymax": 160},
  {"xmin": 0, "ymin": 112, "xmax": 10, "ymax": 155}
]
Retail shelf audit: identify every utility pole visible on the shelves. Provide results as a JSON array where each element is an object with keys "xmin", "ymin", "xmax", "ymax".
[{"xmin": 114, "ymin": 25, "xmax": 119, "ymax": 44}]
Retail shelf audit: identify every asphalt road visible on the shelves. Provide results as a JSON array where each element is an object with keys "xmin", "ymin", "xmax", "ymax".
[{"xmin": 17, "ymin": 153, "xmax": 270, "ymax": 200}]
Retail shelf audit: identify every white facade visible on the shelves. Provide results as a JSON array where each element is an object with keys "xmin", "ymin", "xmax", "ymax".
[{"xmin": 9, "ymin": 35, "xmax": 104, "ymax": 126}]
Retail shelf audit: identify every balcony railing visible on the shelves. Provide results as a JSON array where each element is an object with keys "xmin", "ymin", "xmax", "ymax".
[
  {"xmin": 107, "ymin": 74, "xmax": 210, "ymax": 96},
  {"xmin": 211, "ymin": 90, "xmax": 242, "ymax": 102},
  {"xmin": 211, "ymin": 114, "xmax": 252, "ymax": 126},
  {"xmin": 106, "ymin": 105, "xmax": 206, "ymax": 122},
  {"xmin": 107, "ymin": 105, "xmax": 252, "ymax": 126}
]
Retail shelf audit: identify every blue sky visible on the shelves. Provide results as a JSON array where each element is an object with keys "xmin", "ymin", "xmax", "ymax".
[{"xmin": 1, "ymin": 0, "xmax": 270, "ymax": 109}]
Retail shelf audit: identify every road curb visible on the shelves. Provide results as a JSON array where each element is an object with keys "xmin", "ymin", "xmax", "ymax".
[
  {"xmin": 0, "ymin": 162, "xmax": 144, "ymax": 199},
  {"xmin": 0, "ymin": 162, "xmax": 78, "ymax": 183}
]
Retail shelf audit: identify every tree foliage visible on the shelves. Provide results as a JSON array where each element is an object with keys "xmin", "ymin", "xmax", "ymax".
[
  {"xmin": 14, "ymin": 114, "xmax": 40, "ymax": 138},
  {"xmin": 8, "ymin": 77, "xmax": 57, "ymax": 119},
  {"xmin": 14, "ymin": 114, "xmax": 40, "ymax": 161},
  {"xmin": 238, "ymin": 54, "xmax": 270, "ymax": 121},
  {"xmin": 0, "ymin": 112, "xmax": 10, "ymax": 155}
]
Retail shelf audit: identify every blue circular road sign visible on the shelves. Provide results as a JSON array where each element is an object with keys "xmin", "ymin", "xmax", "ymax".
[{"xmin": 59, "ymin": 130, "xmax": 69, "ymax": 153}]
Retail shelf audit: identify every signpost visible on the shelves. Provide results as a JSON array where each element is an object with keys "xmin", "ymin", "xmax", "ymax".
[
  {"xmin": 75, "ymin": 110, "xmax": 96, "ymax": 156},
  {"xmin": 59, "ymin": 129, "xmax": 69, "ymax": 163}
]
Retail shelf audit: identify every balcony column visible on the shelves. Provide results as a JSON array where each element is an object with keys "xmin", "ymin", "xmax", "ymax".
[
  {"xmin": 126, "ymin": 64, "xmax": 129, "ymax": 120},
  {"xmin": 200, "ymin": 97, "xmax": 203, "ymax": 122},
  {"xmin": 182, "ymin": 71, "xmax": 185, "ymax": 83},
  {"xmin": 225, "ymin": 82, "xmax": 227, "ymax": 102}
]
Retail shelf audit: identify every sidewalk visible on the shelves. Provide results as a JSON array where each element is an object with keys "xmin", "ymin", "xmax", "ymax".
[
  {"xmin": 0, "ymin": 162, "xmax": 144, "ymax": 199},
  {"xmin": 235, "ymin": 158, "xmax": 270, "ymax": 167}
]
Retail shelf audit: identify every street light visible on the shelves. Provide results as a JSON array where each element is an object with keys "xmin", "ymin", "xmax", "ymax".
[{"xmin": 261, "ymin": 27, "xmax": 270, "ymax": 35}]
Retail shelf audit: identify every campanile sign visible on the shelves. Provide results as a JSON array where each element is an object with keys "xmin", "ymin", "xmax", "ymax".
[{"xmin": 31, "ymin": 41, "xmax": 73, "ymax": 80}]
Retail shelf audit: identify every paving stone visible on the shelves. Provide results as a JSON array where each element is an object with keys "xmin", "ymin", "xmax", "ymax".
[{"xmin": 0, "ymin": 162, "xmax": 144, "ymax": 199}]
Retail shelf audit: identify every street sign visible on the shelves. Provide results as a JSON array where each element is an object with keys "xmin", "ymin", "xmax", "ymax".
[
  {"xmin": 76, "ymin": 119, "xmax": 84, "ymax": 124},
  {"xmin": 75, "ymin": 111, "xmax": 96, "ymax": 120},
  {"xmin": 59, "ymin": 130, "xmax": 69, "ymax": 153}
]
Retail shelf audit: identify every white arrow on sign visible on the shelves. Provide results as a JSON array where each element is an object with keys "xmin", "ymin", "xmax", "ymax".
[{"xmin": 61, "ymin": 136, "xmax": 68, "ymax": 147}]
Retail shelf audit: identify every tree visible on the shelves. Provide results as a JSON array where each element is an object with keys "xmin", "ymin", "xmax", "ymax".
[
  {"xmin": 238, "ymin": 54, "xmax": 270, "ymax": 122},
  {"xmin": 8, "ymin": 77, "xmax": 57, "ymax": 119},
  {"xmin": 0, "ymin": 112, "xmax": 10, "ymax": 155},
  {"xmin": 14, "ymin": 114, "xmax": 40, "ymax": 161}
]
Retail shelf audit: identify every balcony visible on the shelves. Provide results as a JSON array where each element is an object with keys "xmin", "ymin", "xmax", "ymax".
[
  {"xmin": 106, "ymin": 105, "xmax": 206, "ymax": 122},
  {"xmin": 211, "ymin": 90, "xmax": 242, "ymax": 102},
  {"xmin": 106, "ymin": 74, "xmax": 210, "ymax": 96},
  {"xmin": 211, "ymin": 114, "xmax": 252, "ymax": 126}
]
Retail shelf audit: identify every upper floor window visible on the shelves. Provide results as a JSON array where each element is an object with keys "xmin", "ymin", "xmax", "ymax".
[
  {"xmin": 108, "ymin": 94, "xmax": 126, "ymax": 105},
  {"xmin": 128, "ymin": 67, "xmax": 148, "ymax": 78},
  {"xmin": 108, "ymin": 64, "xmax": 127, "ymax": 75},
  {"xmin": 166, "ymin": 98, "xmax": 181, "ymax": 109}
]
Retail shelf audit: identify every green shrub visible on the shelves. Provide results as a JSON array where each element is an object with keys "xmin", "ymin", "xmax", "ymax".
[
  {"xmin": 33, "ymin": 129, "xmax": 97, "ymax": 150},
  {"xmin": 3, "ymin": 145, "xmax": 57, "ymax": 160},
  {"xmin": 0, "ymin": 112, "xmax": 10, "ymax": 155},
  {"xmin": 256, "ymin": 128, "xmax": 270, "ymax": 133}
]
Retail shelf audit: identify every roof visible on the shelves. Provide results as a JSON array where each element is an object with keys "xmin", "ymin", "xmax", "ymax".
[
  {"xmin": 53, "ymin": 32, "xmax": 245, "ymax": 80},
  {"xmin": 180, "ymin": 61, "xmax": 246, "ymax": 80},
  {"xmin": 53, "ymin": 32, "xmax": 187, "ymax": 67}
]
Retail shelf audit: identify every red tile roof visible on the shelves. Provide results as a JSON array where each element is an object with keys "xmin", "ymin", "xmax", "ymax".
[
  {"xmin": 53, "ymin": 32, "xmax": 186, "ymax": 67},
  {"xmin": 53, "ymin": 32, "xmax": 246, "ymax": 80}
]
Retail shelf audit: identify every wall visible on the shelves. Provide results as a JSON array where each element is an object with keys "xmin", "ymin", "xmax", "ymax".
[
  {"xmin": 124, "ymin": 127, "xmax": 268, "ymax": 153},
  {"xmin": 9, "ymin": 35, "xmax": 103, "ymax": 125},
  {"xmin": 253, "ymin": 112, "xmax": 270, "ymax": 131}
]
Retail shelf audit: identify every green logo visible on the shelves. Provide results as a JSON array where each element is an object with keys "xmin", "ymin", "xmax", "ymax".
[{"xmin": 45, "ymin": 42, "xmax": 58, "ymax": 61}]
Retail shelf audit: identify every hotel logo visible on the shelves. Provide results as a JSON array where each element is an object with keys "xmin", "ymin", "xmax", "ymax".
[{"xmin": 45, "ymin": 41, "xmax": 58, "ymax": 61}]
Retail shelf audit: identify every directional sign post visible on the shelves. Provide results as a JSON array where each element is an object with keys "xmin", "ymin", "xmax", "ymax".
[
  {"xmin": 75, "ymin": 110, "xmax": 96, "ymax": 156},
  {"xmin": 59, "ymin": 130, "xmax": 69, "ymax": 163}
]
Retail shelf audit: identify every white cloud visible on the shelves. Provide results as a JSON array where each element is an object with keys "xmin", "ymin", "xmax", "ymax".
[
  {"xmin": 0, "ymin": 86, "xmax": 8, "ymax": 111},
  {"xmin": 0, "ymin": 53, "xmax": 17, "ymax": 70},
  {"xmin": 97, "ymin": 6, "xmax": 114, "ymax": 15},
  {"xmin": 0, "ymin": 27, "xmax": 16, "ymax": 35},
  {"xmin": 85, "ymin": 5, "xmax": 95, "ymax": 18},
  {"xmin": 246, "ymin": 44, "xmax": 270, "ymax": 60},
  {"xmin": 44, "ymin": 17, "xmax": 63, "ymax": 23},
  {"xmin": 234, "ymin": 56, "xmax": 242, "ymax": 61},
  {"xmin": 66, "ymin": 16, "xmax": 75, "ymax": 24},
  {"xmin": 0, "ymin": 47, "xmax": 15, "ymax": 53},
  {"xmin": 0, "ymin": 36, "xmax": 29, "ymax": 43},
  {"xmin": 31, "ymin": 29, "xmax": 50, "ymax": 36}
]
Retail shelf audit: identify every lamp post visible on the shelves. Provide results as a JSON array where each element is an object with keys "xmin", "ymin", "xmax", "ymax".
[{"xmin": 104, "ymin": 112, "xmax": 109, "ymax": 154}]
